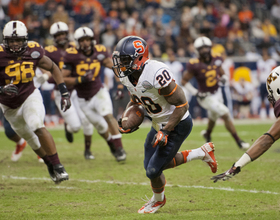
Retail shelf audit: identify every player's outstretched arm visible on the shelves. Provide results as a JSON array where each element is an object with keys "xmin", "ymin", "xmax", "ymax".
[{"xmin": 211, "ymin": 117, "xmax": 280, "ymax": 183}]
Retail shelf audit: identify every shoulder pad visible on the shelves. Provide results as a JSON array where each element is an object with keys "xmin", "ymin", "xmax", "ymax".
[
  {"xmin": 188, "ymin": 58, "xmax": 199, "ymax": 64},
  {"xmin": 94, "ymin": 44, "xmax": 107, "ymax": 52},
  {"xmin": 27, "ymin": 41, "xmax": 41, "ymax": 48},
  {"xmin": 45, "ymin": 45, "xmax": 57, "ymax": 53},
  {"xmin": 66, "ymin": 47, "xmax": 78, "ymax": 54},
  {"xmin": 0, "ymin": 45, "xmax": 4, "ymax": 52}
]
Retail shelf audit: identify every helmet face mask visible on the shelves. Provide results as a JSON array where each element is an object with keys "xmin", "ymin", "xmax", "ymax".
[
  {"xmin": 78, "ymin": 37, "xmax": 92, "ymax": 53},
  {"xmin": 3, "ymin": 21, "xmax": 28, "ymax": 54},
  {"xmin": 74, "ymin": 27, "xmax": 95, "ymax": 53},
  {"xmin": 193, "ymin": 36, "xmax": 212, "ymax": 60},
  {"xmin": 50, "ymin": 22, "xmax": 69, "ymax": 47},
  {"xmin": 112, "ymin": 36, "xmax": 149, "ymax": 78},
  {"xmin": 266, "ymin": 66, "xmax": 280, "ymax": 106}
]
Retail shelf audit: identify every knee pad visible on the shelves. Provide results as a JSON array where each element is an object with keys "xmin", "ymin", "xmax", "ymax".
[
  {"xmin": 146, "ymin": 167, "xmax": 160, "ymax": 180},
  {"xmin": 67, "ymin": 124, "xmax": 81, "ymax": 133},
  {"xmin": 82, "ymin": 121, "xmax": 94, "ymax": 136},
  {"xmin": 26, "ymin": 135, "xmax": 41, "ymax": 150}
]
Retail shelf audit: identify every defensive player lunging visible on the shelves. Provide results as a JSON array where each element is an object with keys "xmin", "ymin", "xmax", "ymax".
[
  {"xmin": 211, "ymin": 66, "xmax": 280, "ymax": 182},
  {"xmin": 113, "ymin": 36, "xmax": 218, "ymax": 214}
]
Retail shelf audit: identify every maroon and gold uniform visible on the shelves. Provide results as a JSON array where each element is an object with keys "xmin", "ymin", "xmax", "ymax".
[
  {"xmin": 44, "ymin": 43, "xmax": 94, "ymax": 138},
  {"xmin": 186, "ymin": 55, "xmax": 223, "ymax": 93},
  {"xmin": 63, "ymin": 44, "xmax": 108, "ymax": 99},
  {"xmin": 0, "ymin": 42, "xmax": 44, "ymax": 108}
]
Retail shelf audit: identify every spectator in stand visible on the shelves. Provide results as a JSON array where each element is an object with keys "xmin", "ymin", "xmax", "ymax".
[
  {"xmin": 257, "ymin": 48, "xmax": 277, "ymax": 119},
  {"xmin": 51, "ymin": 4, "xmax": 69, "ymax": 24},
  {"xmin": 271, "ymin": 0, "xmax": 280, "ymax": 26},
  {"xmin": 8, "ymin": 0, "xmax": 24, "ymax": 20},
  {"xmin": 238, "ymin": 4, "xmax": 254, "ymax": 30},
  {"xmin": 262, "ymin": 18, "xmax": 278, "ymax": 40},
  {"xmin": 74, "ymin": 5, "xmax": 93, "ymax": 27},
  {"xmin": 228, "ymin": 20, "xmax": 243, "ymax": 42},
  {"xmin": 181, "ymin": 6, "xmax": 193, "ymax": 24},
  {"xmin": 213, "ymin": 20, "xmax": 228, "ymax": 42},
  {"xmin": 101, "ymin": 23, "xmax": 117, "ymax": 54}
]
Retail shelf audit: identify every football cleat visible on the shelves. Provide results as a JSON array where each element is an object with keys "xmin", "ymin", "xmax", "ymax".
[
  {"xmin": 84, "ymin": 150, "xmax": 95, "ymax": 160},
  {"xmin": 138, "ymin": 196, "xmax": 166, "ymax": 214},
  {"xmin": 64, "ymin": 123, "xmax": 73, "ymax": 143},
  {"xmin": 201, "ymin": 130, "xmax": 211, "ymax": 143},
  {"xmin": 201, "ymin": 142, "xmax": 217, "ymax": 173},
  {"xmin": 47, "ymin": 163, "xmax": 58, "ymax": 183},
  {"xmin": 115, "ymin": 148, "xmax": 126, "ymax": 162},
  {"xmin": 238, "ymin": 140, "xmax": 250, "ymax": 150},
  {"xmin": 11, "ymin": 140, "xmax": 27, "ymax": 162},
  {"xmin": 53, "ymin": 164, "xmax": 69, "ymax": 184},
  {"xmin": 38, "ymin": 155, "xmax": 44, "ymax": 163}
]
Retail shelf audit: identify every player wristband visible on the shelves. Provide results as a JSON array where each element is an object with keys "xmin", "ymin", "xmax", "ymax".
[
  {"xmin": 263, "ymin": 133, "xmax": 275, "ymax": 143},
  {"xmin": 58, "ymin": 83, "xmax": 68, "ymax": 97}
]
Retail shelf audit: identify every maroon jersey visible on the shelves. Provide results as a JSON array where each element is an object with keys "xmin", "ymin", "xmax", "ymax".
[
  {"xmin": 274, "ymin": 99, "xmax": 280, "ymax": 118},
  {"xmin": 44, "ymin": 43, "xmax": 75, "ymax": 91},
  {"xmin": 187, "ymin": 55, "xmax": 223, "ymax": 93},
  {"xmin": 0, "ymin": 42, "xmax": 44, "ymax": 108},
  {"xmin": 63, "ymin": 44, "xmax": 109, "ymax": 99}
]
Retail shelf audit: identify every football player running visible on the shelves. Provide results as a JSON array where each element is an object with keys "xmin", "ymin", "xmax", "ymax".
[
  {"xmin": 0, "ymin": 21, "xmax": 71, "ymax": 184},
  {"xmin": 37, "ymin": 22, "xmax": 95, "ymax": 160},
  {"xmin": 113, "ymin": 36, "xmax": 218, "ymax": 214},
  {"xmin": 62, "ymin": 27, "xmax": 126, "ymax": 162},
  {"xmin": 211, "ymin": 66, "xmax": 280, "ymax": 182},
  {"xmin": 181, "ymin": 36, "xmax": 250, "ymax": 150}
]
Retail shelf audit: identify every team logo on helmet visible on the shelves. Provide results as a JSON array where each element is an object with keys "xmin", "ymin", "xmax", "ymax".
[{"xmin": 133, "ymin": 40, "xmax": 145, "ymax": 56}]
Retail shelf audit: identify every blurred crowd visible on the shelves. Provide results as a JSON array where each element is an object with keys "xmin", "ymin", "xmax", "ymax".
[
  {"xmin": 0, "ymin": 0, "xmax": 279, "ymax": 125},
  {"xmin": 1, "ymin": 0, "xmax": 280, "ymax": 57}
]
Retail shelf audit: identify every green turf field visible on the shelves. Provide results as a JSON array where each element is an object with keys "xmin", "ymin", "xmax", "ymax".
[{"xmin": 0, "ymin": 120, "xmax": 280, "ymax": 219}]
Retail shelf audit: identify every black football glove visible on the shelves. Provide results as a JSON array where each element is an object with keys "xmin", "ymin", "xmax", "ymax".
[
  {"xmin": 76, "ymin": 71, "xmax": 93, "ymax": 84},
  {"xmin": 151, "ymin": 129, "xmax": 170, "ymax": 148},
  {"xmin": 61, "ymin": 92, "xmax": 71, "ymax": 112},
  {"xmin": 211, "ymin": 164, "xmax": 241, "ymax": 183},
  {"xmin": 117, "ymin": 118, "xmax": 139, "ymax": 134},
  {"xmin": 0, "ymin": 84, "xmax": 18, "ymax": 98}
]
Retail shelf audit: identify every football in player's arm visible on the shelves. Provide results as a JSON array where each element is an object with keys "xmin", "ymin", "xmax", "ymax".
[
  {"xmin": 211, "ymin": 66, "xmax": 280, "ymax": 182},
  {"xmin": 113, "ymin": 36, "xmax": 218, "ymax": 214}
]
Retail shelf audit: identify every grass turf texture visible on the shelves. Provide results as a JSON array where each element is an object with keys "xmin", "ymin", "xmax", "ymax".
[{"xmin": 0, "ymin": 120, "xmax": 280, "ymax": 219}]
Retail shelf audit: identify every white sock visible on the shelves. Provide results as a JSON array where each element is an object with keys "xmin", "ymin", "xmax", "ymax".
[
  {"xmin": 153, "ymin": 190, "xmax": 165, "ymax": 202},
  {"xmin": 107, "ymin": 134, "xmax": 112, "ymax": 141},
  {"xmin": 187, "ymin": 148, "xmax": 205, "ymax": 162},
  {"xmin": 112, "ymin": 134, "xmax": 122, "ymax": 139},
  {"xmin": 17, "ymin": 138, "xmax": 25, "ymax": 145}
]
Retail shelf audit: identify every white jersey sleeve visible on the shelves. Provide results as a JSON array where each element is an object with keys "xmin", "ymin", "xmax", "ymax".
[{"xmin": 153, "ymin": 64, "xmax": 174, "ymax": 90}]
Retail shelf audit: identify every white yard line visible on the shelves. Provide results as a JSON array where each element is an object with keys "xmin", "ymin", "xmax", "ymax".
[{"xmin": 2, "ymin": 175, "xmax": 279, "ymax": 195}]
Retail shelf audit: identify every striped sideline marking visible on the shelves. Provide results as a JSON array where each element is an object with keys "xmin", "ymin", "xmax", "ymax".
[{"xmin": 2, "ymin": 175, "xmax": 279, "ymax": 195}]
